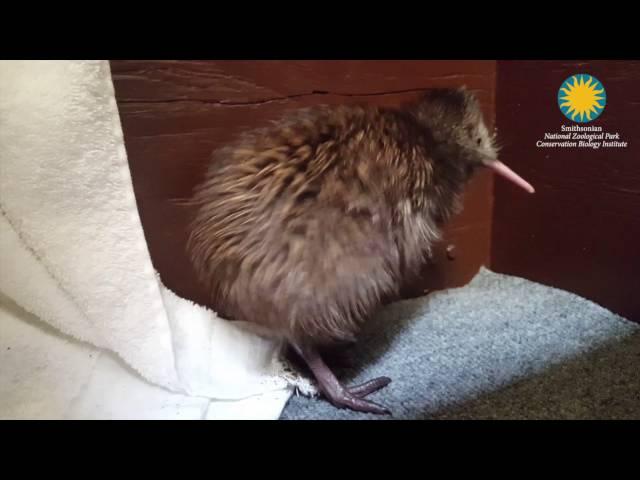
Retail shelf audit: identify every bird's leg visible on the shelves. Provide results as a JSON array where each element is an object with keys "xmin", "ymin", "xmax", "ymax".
[{"xmin": 293, "ymin": 344, "xmax": 392, "ymax": 415}]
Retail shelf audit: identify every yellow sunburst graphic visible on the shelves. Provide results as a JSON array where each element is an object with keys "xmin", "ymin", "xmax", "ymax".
[{"xmin": 558, "ymin": 74, "xmax": 606, "ymax": 123}]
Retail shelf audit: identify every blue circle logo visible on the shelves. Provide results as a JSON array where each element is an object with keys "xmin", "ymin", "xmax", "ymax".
[{"xmin": 558, "ymin": 74, "xmax": 606, "ymax": 123}]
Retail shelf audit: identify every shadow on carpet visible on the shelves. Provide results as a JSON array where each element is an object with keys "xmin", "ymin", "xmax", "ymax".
[{"xmin": 280, "ymin": 268, "xmax": 639, "ymax": 420}]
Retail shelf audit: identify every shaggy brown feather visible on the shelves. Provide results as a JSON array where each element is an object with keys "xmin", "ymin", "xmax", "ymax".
[{"xmin": 186, "ymin": 88, "xmax": 497, "ymax": 347}]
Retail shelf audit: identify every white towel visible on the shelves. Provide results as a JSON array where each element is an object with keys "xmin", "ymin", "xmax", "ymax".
[{"xmin": 0, "ymin": 60, "xmax": 314, "ymax": 419}]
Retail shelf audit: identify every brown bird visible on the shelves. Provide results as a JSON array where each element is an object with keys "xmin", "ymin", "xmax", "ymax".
[{"xmin": 186, "ymin": 87, "xmax": 534, "ymax": 415}]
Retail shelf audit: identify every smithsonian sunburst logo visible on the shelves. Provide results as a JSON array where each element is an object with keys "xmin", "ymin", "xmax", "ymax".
[
  {"xmin": 557, "ymin": 74, "xmax": 607, "ymax": 123},
  {"xmin": 535, "ymin": 73, "xmax": 627, "ymax": 150}
]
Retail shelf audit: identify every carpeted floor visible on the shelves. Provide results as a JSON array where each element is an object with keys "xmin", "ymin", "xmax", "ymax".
[{"xmin": 280, "ymin": 268, "xmax": 639, "ymax": 420}]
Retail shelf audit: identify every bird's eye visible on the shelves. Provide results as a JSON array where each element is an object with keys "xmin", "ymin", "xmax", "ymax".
[{"xmin": 476, "ymin": 138, "xmax": 482, "ymax": 145}]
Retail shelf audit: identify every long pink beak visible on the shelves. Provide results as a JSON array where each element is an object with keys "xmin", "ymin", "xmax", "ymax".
[{"xmin": 486, "ymin": 160, "xmax": 535, "ymax": 194}]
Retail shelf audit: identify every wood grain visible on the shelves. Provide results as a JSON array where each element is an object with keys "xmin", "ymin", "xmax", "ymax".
[
  {"xmin": 492, "ymin": 60, "xmax": 640, "ymax": 322},
  {"xmin": 111, "ymin": 60, "xmax": 497, "ymax": 308}
]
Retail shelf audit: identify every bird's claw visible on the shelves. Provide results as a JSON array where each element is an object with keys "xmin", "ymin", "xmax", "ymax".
[{"xmin": 325, "ymin": 376, "xmax": 392, "ymax": 415}]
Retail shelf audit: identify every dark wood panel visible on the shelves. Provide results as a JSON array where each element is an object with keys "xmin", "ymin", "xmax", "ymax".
[
  {"xmin": 111, "ymin": 60, "xmax": 496, "ymax": 309},
  {"xmin": 493, "ymin": 60, "xmax": 640, "ymax": 322},
  {"xmin": 112, "ymin": 60, "xmax": 495, "ymax": 102}
]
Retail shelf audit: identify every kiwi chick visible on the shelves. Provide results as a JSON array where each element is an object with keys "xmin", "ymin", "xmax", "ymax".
[{"xmin": 186, "ymin": 87, "xmax": 534, "ymax": 415}]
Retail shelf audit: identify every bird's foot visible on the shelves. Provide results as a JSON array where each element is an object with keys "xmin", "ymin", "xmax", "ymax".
[
  {"xmin": 324, "ymin": 376, "xmax": 392, "ymax": 415},
  {"xmin": 293, "ymin": 344, "xmax": 392, "ymax": 415}
]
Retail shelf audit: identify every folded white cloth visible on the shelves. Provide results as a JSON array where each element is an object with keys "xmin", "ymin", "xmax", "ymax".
[{"xmin": 0, "ymin": 60, "xmax": 313, "ymax": 419}]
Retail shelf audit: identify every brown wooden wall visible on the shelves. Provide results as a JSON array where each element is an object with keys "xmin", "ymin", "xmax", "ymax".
[
  {"xmin": 493, "ymin": 60, "xmax": 640, "ymax": 321},
  {"xmin": 111, "ymin": 60, "xmax": 497, "ymax": 308}
]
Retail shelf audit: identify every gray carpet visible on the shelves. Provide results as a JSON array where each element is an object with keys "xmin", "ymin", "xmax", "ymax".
[{"xmin": 280, "ymin": 268, "xmax": 639, "ymax": 420}]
